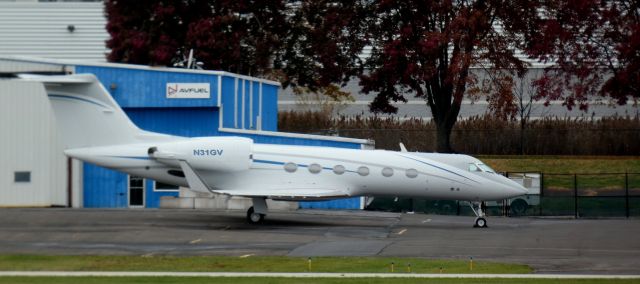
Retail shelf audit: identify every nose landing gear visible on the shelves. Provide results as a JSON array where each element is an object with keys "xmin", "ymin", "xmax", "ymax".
[{"xmin": 469, "ymin": 201, "xmax": 488, "ymax": 228}]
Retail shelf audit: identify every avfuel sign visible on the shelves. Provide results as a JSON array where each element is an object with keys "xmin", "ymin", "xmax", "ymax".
[{"xmin": 166, "ymin": 83, "xmax": 210, "ymax": 99}]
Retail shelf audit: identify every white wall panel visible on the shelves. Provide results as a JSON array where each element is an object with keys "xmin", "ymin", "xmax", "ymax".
[
  {"xmin": 0, "ymin": 80, "xmax": 67, "ymax": 206},
  {"xmin": 0, "ymin": 59, "xmax": 69, "ymax": 73},
  {"xmin": 0, "ymin": 2, "xmax": 108, "ymax": 61}
]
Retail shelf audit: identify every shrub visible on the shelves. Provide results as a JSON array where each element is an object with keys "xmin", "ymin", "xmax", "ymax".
[{"xmin": 278, "ymin": 111, "xmax": 640, "ymax": 155}]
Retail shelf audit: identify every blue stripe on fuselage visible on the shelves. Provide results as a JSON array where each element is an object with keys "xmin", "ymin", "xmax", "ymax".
[
  {"xmin": 107, "ymin": 156, "xmax": 152, "ymax": 160},
  {"xmin": 253, "ymin": 159, "xmax": 356, "ymax": 173},
  {"xmin": 253, "ymin": 159, "xmax": 285, "ymax": 165}
]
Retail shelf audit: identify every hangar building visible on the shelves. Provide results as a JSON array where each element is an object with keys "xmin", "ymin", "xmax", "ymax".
[{"xmin": 0, "ymin": 56, "xmax": 373, "ymax": 210}]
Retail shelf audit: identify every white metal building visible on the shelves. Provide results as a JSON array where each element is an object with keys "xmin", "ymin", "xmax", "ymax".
[
  {"xmin": 0, "ymin": 0, "xmax": 101, "ymax": 207},
  {"xmin": 0, "ymin": 1, "xmax": 107, "ymax": 61},
  {"xmin": 0, "ymin": 80, "xmax": 82, "ymax": 207}
]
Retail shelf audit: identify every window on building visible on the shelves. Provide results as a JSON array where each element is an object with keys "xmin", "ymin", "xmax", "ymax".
[
  {"xmin": 154, "ymin": 181, "xmax": 179, "ymax": 192},
  {"xmin": 128, "ymin": 176, "xmax": 144, "ymax": 207},
  {"xmin": 14, "ymin": 171, "xmax": 31, "ymax": 183}
]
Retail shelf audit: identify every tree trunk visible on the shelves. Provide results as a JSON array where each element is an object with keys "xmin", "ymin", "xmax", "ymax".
[
  {"xmin": 435, "ymin": 122, "xmax": 454, "ymax": 153},
  {"xmin": 519, "ymin": 119, "xmax": 526, "ymax": 155}
]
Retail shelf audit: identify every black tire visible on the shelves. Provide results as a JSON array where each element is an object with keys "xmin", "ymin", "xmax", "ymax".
[
  {"xmin": 510, "ymin": 199, "xmax": 528, "ymax": 216},
  {"xmin": 246, "ymin": 206, "xmax": 265, "ymax": 224},
  {"xmin": 474, "ymin": 217, "xmax": 488, "ymax": 228}
]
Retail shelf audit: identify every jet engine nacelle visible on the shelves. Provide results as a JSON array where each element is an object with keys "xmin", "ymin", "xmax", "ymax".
[{"xmin": 149, "ymin": 137, "xmax": 253, "ymax": 172}]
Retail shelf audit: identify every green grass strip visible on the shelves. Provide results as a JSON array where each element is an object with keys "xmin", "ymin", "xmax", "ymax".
[
  {"xmin": 0, "ymin": 255, "xmax": 530, "ymax": 274},
  {"xmin": 479, "ymin": 156, "xmax": 640, "ymax": 174},
  {"xmin": 0, "ymin": 277, "xmax": 637, "ymax": 284}
]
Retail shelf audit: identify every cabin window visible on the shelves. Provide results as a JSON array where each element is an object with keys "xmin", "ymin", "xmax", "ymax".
[
  {"xmin": 468, "ymin": 164, "xmax": 481, "ymax": 172},
  {"xmin": 14, "ymin": 171, "xmax": 31, "ymax": 183},
  {"xmin": 357, "ymin": 166, "xmax": 370, "ymax": 176},
  {"xmin": 405, "ymin": 168, "xmax": 418, "ymax": 178},
  {"xmin": 381, "ymin": 167, "xmax": 394, "ymax": 177},
  {"xmin": 308, "ymin": 163, "xmax": 322, "ymax": 174},
  {"xmin": 284, "ymin": 162, "xmax": 298, "ymax": 173},
  {"xmin": 333, "ymin": 165, "xmax": 346, "ymax": 175}
]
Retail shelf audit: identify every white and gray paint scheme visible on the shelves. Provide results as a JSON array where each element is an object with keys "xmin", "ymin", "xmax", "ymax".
[{"xmin": 23, "ymin": 74, "xmax": 527, "ymax": 227}]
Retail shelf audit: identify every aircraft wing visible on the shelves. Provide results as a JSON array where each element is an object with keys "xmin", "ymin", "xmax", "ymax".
[
  {"xmin": 212, "ymin": 187, "xmax": 351, "ymax": 201},
  {"xmin": 177, "ymin": 160, "xmax": 351, "ymax": 201}
]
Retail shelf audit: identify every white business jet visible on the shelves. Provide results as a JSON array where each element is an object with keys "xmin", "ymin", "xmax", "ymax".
[{"xmin": 26, "ymin": 74, "xmax": 526, "ymax": 228}]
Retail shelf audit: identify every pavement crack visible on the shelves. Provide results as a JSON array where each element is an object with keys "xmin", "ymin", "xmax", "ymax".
[{"xmin": 384, "ymin": 215, "xmax": 402, "ymax": 238}]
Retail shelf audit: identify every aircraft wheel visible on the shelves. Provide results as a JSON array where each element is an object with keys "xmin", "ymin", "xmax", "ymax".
[
  {"xmin": 246, "ymin": 206, "xmax": 265, "ymax": 224},
  {"xmin": 474, "ymin": 217, "xmax": 488, "ymax": 228},
  {"xmin": 510, "ymin": 199, "xmax": 528, "ymax": 216}
]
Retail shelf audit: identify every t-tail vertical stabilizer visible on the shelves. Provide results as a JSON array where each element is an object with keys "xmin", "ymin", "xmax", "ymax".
[{"xmin": 22, "ymin": 74, "xmax": 174, "ymax": 149}]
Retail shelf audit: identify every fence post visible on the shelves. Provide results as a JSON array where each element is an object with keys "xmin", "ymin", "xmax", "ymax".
[
  {"xmin": 540, "ymin": 173, "xmax": 544, "ymax": 216},
  {"xmin": 574, "ymin": 174, "xmax": 578, "ymax": 219},
  {"xmin": 625, "ymin": 173, "xmax": 630, "ymax": 219},
  {"xmin": 505, "ymin": 172, "xmax": 509, "ymax": 217}
]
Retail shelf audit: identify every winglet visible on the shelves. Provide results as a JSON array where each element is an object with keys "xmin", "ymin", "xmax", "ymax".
[
  {"xmin": 399, "ymin": 142, "xmax": 408, "ymax": 152},
  {"xmin": 178, "ymin": 160, "xmax": 211, "ymax": 193}
]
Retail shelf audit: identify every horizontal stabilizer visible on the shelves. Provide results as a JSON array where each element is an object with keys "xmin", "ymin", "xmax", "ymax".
[{"xmin": 19, "ymin": 74, "xmax": 94, "ymax": 84}]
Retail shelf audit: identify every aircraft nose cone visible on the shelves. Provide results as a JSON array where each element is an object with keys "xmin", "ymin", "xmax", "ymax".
[
  {"xmin": 509, "ymin": 181, "xmax": 528, "ymax": 196},
  {"xmin": 501, "ymin": 177, "xmax": 528, "ymax": 197}
]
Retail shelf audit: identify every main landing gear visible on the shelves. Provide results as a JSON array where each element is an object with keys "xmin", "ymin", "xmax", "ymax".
[
  {"xmin": 246, "ymin": 197, "xmax": 267, "ymax": 224},
  {"xmin": 469, "ymin": 201, "xmax": 488, "ymax": 228}
]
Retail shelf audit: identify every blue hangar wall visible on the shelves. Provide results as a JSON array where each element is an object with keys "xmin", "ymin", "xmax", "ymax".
[{"xmin": 71, "ymin": 63, "xmax": 364, "ymax": 210}]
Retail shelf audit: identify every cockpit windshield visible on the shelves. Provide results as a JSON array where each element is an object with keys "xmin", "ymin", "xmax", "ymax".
[
  {"xmin": 477, "ymin": 163, "xmax": 495, "ymax": 173},
  {"xmin": 468, "ymin": 163, "xmax": 496, "ymax": 173}
]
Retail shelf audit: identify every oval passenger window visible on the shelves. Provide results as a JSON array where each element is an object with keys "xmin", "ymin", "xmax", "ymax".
[
  {"xmin": 284, "ymin": 162, "xmax": 298, "ymax": 173},
  {"xmin": 406, "ymin": 168, "xmax": 418, "ymax": 178},
  {"xmin": 308, "ymin": 163, "xmax": 322, "ymax": 174},
  {"xmin": 333, "ymin": 165, "xmax": 346, "ymax": 175},
  {"xmin": 357, "ymin": 166, "xmax": 370, "ymax": 176}
]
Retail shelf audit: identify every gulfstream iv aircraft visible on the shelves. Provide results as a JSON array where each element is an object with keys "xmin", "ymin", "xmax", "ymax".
[{"xmin": 27, "ymin": 74, "xmax": 526, "ymax": 228}]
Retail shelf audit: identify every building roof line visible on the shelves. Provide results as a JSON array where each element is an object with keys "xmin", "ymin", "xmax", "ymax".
[{"xmin": 0, "ymin": 56, "xmax": 281, "ymax": 86}]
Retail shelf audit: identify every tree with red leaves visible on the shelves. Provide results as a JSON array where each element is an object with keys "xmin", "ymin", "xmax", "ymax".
[
  {"xmin": 528, "ymin": 0, "xmax": 640, "ymax": 110},
  {"xmin": 276, "ymin": 1, "xmax": 369, "ymax": 90},
  {"xmin": 107, "ymin": 1, "xmax": 640, "ymax": 153},
  {"xmin": 359, "ymin": 0, "xmax": 541, "ymax": 152},
  {"xmin": 105, "ymin": 0, "xmax": 287, "ymax": 75},
  {"xmin": 105, "ymin": 0, "xmax": 288, "ymax": 75},
  {"xmin": 105, "ymin": 0, "xmax": 364, "ymax": 90},
  {"xmin": 105, "ymin": 0, "xmax": 199, "ymax": 65},
  {"xmin": 183, "ymin": 1, "xmax": 288, "ymax": 76}
]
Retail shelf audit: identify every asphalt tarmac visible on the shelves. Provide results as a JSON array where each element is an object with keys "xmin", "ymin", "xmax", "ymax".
[{"xmin": 1, "ymin": 208, "xmax": 638, "ymax": 274}]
